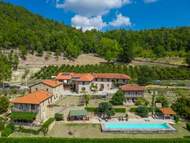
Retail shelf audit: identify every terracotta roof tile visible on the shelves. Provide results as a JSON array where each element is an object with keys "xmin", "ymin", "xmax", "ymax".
[
  {"xmin": 11, "ymin": 90, "xmax": 53, "ymax": 104},
  {"xmin": 120, "ymin": 84, "xmax": 144, "ymax": 91},
  {"xmin": 93, "ymin": 73, "xmax": 130, "ymax": 80},
  {"xmin": 42, "ymin": 80, "xmax": 62, "ymax": 88},
  {"xmin": 160, "ymin": 108, "xmax": 176, "ymax": 115},
  {"xmin": 72, "ymin": 73, "xmax": 94, "ymax": 82},
  {"xmin": 56, "ymin": 72, "xmax": 130, "ymax": 82},
  {"xmin": 56, "ymin": 73, "xmax": 72, "ymax": 80}
]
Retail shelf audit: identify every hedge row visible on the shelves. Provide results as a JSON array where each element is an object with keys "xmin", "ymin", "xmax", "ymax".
[
  {"xmin": 113, "ymin": 108, "xmax": 126, "ymax": 113},
  {"xmin": 0, "ymin": 138, "xmax": 190, "ymax": 143},
  {"xmin": 18, "ymin": 126, "xmax": 39, "ymax": 135},
  {"xmin": 11, "ymin": 112, "xmax": 37, "ymax": 122},
  {"xmin": 85, "ymin": 107, "xmax": 126, "ymax": 113},
  {"xmin": 85, "ymin": 107, "xmax": 97, "ymax": 112},
  {"xmin": 17, "ymin": 118, "xmax": 55, "ymax": 136}
]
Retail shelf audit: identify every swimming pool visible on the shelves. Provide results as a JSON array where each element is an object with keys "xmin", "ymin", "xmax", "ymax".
[{"xmin": 101, "ymin": 121, "xmax": 176, "ymax": 133}]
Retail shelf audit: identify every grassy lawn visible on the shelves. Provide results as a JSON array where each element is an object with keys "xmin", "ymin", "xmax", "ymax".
[{"xmin": 46, "ymin": 122, "xmax": 190, "ymax": 138}]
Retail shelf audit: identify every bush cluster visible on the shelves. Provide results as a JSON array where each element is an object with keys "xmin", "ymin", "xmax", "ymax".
[
  {"xmin": 54, "ymin": 113, "xmax": 64, "ymax": 121},
  {"xmin": 40, "ymin": 118, "xmax": 54, "ymax": 135},
  {"xmin": 113, "ymin": 108, "xmax": 126, "ymax": 113},
  {"xmin": 1, "ymin": 123, "xmax": 15, "ymax": 137},
  {"xmin": 85, "ymin": 107, "xmax": 126, "ymax": 113},
  {"xmin": 85, "ymin": 107, "xmax": 97, "ymax": 112},
  {"xmin": 186, "ymin": 123, "xmax": 190, "ymax": 131}
]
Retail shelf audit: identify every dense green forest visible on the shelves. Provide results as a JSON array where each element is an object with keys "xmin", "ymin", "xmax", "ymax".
[
  {"xmin": 0, "ymin": 2, "xmax": 190, "ymax": 63},
  {"xmin": 34, "ymin": 64, "xmax": 190, "ymax": 84}
]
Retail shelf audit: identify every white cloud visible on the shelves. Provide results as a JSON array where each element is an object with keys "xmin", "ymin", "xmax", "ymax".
[
  {"xmin": 143, "ymin": 0, "xmax": 158, "ymax": 3},
  {"xmin": 56, "ymin": 0, "xmax": 132, "ymax": 31},
  {"xmin": 71, "ymin": 15, "xmax": 107, "ymax": 31},
  {"xmin": 109, "ymin": 14, "xmax": 131, "ymax": 27},
  {"xmin": 56, "ymin": 0, "xmax": 131, "ymax": 17}
]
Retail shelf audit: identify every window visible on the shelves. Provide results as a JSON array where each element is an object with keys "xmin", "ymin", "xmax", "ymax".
[
  {"xmin": 46, "ymin": 88, "xmax": 49, "ymax": 91},
  {"xmin": 31, "ymin": 104, "xmax": 35, "ymax": 110}
]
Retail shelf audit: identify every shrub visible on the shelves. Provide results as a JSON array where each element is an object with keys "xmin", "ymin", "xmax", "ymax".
[
  {"xmin": 174, "ymin": 116, "xmax": 179, "ymax": 123},
  {"xmin": 129, "ymin": 107, "xmax": 137, "ymax": 112},
  {"xmin": 85, "ymin": 107, "xmax": 126, "ymax": 113},
  {"xmin": 55, "ymin": 113, "xmax": 63, "ymax": 121},
  {"xmin": 136, "ymin": 106, "xmax": 149, "ymax": 117},
  {"xmin": 1, "ymin": 123, "xmax": 15, "ymax": 137},
  {"xmin": 0, "ymin": 96, "xmax": 9, "ymax": 114},
  {"xmin": 85, "ymin": 107, "xmax": 97, "ymax": 112},
  {"xmin": 18, "ymin": 126, "xmax": 39, "ymax": 135},
  {"xmin": 186, "ymin": 122, "xmax": 190, "ymax": 131},
  {"xmin": 135, "ymin": 97, "xmax": 149, "ymax": 106},
  {"xmin": 0, "ymin": 117, "xmax": 5, "ymax": 131},
  {"xmin": 110, "ymin": 90, "xmax": 125, "ymax": 105},
  {"xmin": 113, "ymin": 108, "xmax": 126, "ymax": 113},
  {"xmin": 40, "ymin": 118, "xmax": 54, "ymax": 135}
]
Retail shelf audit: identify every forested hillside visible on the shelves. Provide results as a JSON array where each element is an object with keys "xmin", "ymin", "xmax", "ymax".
[{"xmin": 0, "ymin": 2, "xmax": 190, "ymax": 63}]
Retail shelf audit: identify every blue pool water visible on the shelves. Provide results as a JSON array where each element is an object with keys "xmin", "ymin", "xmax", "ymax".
[{"xmin": 104, "ymin": 122, "xmax": 170, "ymax": 129}]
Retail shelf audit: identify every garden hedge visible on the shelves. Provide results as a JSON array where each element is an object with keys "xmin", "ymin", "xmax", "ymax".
[
  {"xmin": 85, "ymin": 107, "xmax": 126, "ymax": 113},
  {"xmin": 10, "ymin": 112, "xmax": 37, "ymax": 122},
  {"xmin": 85, "ymin": 107, "xmax": 97, "ymax": 112},
  {"xmin": 113, "ymin": 108, "xmax": 126, "ymax": 113},
  {"xmin": 0, "ymin": 138, "xmax": 189, "ymax": 143}
]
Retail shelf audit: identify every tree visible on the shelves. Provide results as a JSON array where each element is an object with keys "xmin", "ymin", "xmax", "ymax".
[
  {"xmin": 0, "ymin": 96, "xmax": 9, "ymax": 114},
  {"xmin": 97, "ymin": 102, "xmax": 114, "ymax": 119},
  {"xmin": 111, "ymin": 90, "xmax": 125, "ymax": 105},
  {"xmin": 84, "ymin": 94, "xmax": 90, "ymax": 106},
  {"xmin": 155, "ymin": 96, "xmax": 169, "ymax": 107},
  {"xmin": 0, "ymin": 54, "xmax": 12, "ymax": 82},
  {"xmin": 135, "ymin": 97, "xmax": 149, "ymax": 106},
  {"xmin": 97, "ymin": 38, "xmax": 122, "ymax": 62},
  {"xmin": 136, "ymin": 106, "xmax": 149, "ymax": 117},
  {"xmin": 153, "ymin": 45, "xmax": 166, "ymax": 57},
  {"xmin": 137, "ymin": 66, "xmax": 152, "ymax": 85},
  {"xmin": 118, "ymin": 34, "xmax": 134, "ymax": 63},
  {"xmin": 19, "ymin": 45, "xmax": 27, "ymax": 60},
  {"xmin": 172, "ymin": 96, "xmax": 190, "ymax": 119},
  {"xmin": 186, "ymin": 52, "xmax": 190, "ymax": 67}
]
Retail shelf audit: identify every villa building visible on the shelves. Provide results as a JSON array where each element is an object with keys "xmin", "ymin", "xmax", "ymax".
[
  {"xmin": 10, "ymin": 72, "xmax": 131, "ymax": 123},
  {"xmin": 30, "ymin": 80, "xmax": 63, "ymax": 101},
  {"xmin": 120, "ymin": 84, "xmax": 145, "ymax": 102},
  {"xmin": 11, "ymin": 90, "xmax": 54, "ymax": 123},
  {"xmin": 56, "ymin": 72, "xmax": 130, "ymax": 93}
]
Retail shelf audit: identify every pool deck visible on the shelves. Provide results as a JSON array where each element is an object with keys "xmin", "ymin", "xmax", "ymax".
[{"xmin": 101, "ymin": 120, "xmax": 176, "ymax": 133}]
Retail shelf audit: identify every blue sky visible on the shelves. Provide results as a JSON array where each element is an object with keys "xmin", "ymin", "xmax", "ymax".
[{"xmin": 5, "ymin": 0, "xmax": 190, "ymax": 31}]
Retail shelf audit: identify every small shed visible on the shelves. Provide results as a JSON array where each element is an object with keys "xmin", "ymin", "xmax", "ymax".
[
  {"xmin": 68, "ymin": 109, "xmax": 88, "ymax": 121},
  {"xmin": 160, "ymin": 108, "xmax": 176, "ymax": 120}
]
